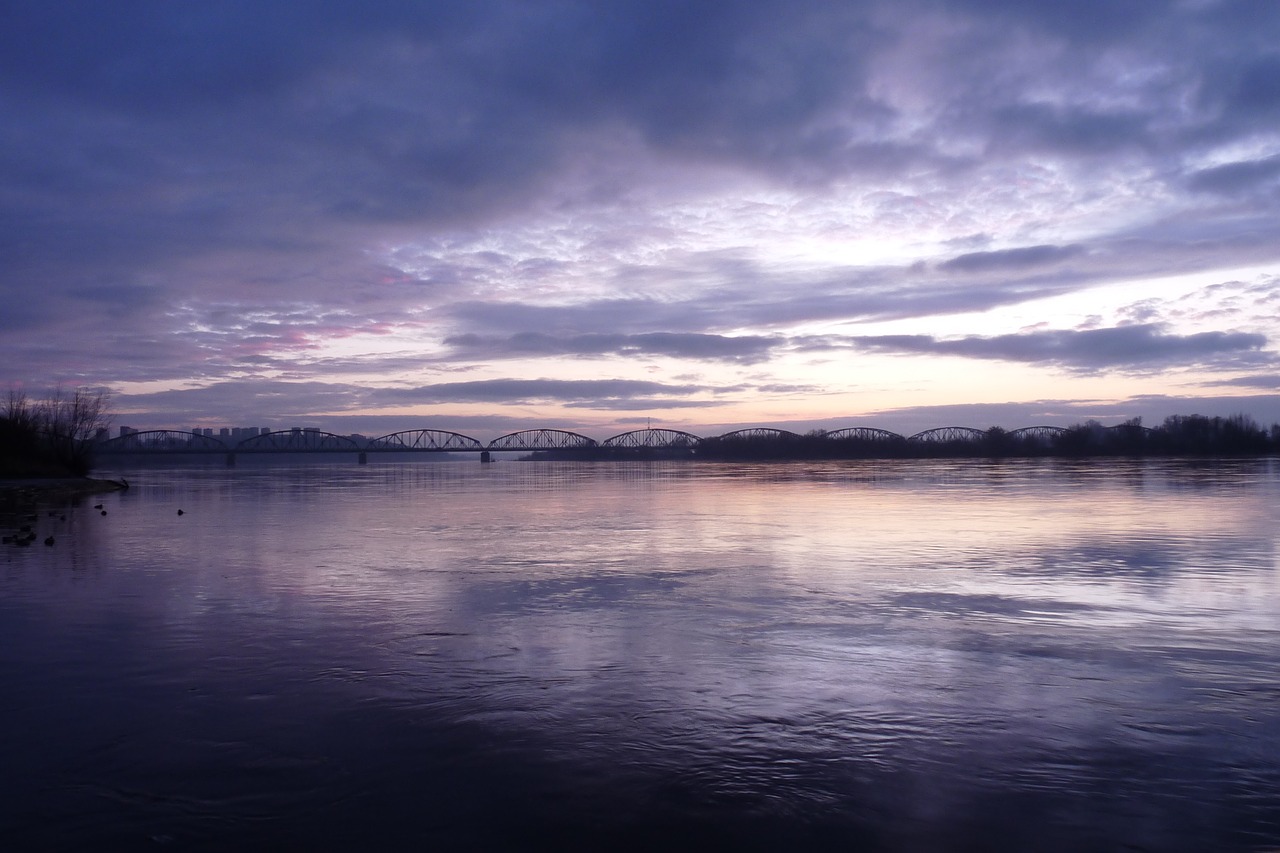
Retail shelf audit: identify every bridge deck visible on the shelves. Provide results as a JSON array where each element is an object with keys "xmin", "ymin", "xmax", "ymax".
[{"xmin": 97, "ymin": 424, "xmax": 1113, "ymax": 455}]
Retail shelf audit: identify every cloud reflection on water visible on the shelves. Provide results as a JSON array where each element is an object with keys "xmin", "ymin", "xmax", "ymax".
[{"xmin": 2, "ymin": 458, "xmax": 1278, "ymax": 849}]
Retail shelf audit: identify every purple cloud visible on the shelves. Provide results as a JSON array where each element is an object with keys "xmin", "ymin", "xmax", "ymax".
[{"xmin": 842, "ymin": 325, "xmax": 1269, "ymax": 370}]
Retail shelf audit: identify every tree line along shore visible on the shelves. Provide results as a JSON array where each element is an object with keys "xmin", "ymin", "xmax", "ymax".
[
  {"xmin": 691, "ymin": 415, "xmax": 1278, "ymax": 460},
  {"xmin": 2, "ymin": 387, "xmax": 110, "ymax": 478},
  {"xmin": 519, "ymin": 415, "xmax": 1279, "ymax": 460}
]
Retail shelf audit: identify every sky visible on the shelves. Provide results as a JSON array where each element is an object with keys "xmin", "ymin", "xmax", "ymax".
[{"xmin": 5, "ymin": 0, "xmax": 1280, "ymax": 439}]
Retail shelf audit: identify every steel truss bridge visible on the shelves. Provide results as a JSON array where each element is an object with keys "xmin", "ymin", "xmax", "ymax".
[{"xmin": 95, "ymin": 423, "xmax": 1130, "ymax": 459}]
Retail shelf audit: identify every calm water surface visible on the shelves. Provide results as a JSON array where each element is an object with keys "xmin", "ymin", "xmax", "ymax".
[{"xmin": 2, "ymin": 458, "xmax": 1279, "ymax": 850}]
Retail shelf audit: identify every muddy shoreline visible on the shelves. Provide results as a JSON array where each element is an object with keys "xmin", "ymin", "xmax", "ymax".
[{"xmin": 0, "ymin": 476, "xmax": 127, "ymax": 513}]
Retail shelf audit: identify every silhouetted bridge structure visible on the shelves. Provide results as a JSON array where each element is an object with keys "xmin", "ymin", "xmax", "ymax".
[{"xmin": 95, "ymin": 424, "xmax": 1145, "ymax": 463}]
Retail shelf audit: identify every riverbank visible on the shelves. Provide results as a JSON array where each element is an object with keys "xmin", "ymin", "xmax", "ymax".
[{"xmin": 0, "ymin": 476, "xmax": 127, "ymax": 513}]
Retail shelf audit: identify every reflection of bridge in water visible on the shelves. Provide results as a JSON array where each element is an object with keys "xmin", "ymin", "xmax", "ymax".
[{"xmin": 94, "ymin": 423, "xmax": 1121, "ymax": 463}]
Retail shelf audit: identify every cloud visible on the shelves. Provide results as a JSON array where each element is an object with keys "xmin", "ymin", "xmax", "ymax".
[
  {"xmin": 841, "ymin": 324, "xmax": 1268, "ymax": 370},
  {"xmin": 1185, "ymin": 155, "xmax": 1280, "ymax": 195},
  {"xmin": 442, "ymin": 332, "xmax": 779, "ymax": 363},
  {"xmin": 114, "ymin": 380, "xmax": 376, "ymax": 425},
  {"xmin": 938, "ymin": 244, "xmax": 1085, "ymax": 273},
  {"xmin": 988, "ymin": 103, "xmax": 1151, "ymax": 156},
  {"xmin": 1201, "ymin": 374, "xmax": 1280, "ymax": 391},
  {"xmin": 1196, "ymin": 50, "xmax": 1280, "ymax": 138},
  {"xmin": 371, "ymin": 378, "xmax": 710, "ymax": 407},
  {"xmin": 946, "ymin": 0, "xmax": 1164, "ymax": 43},
  {"xmin": 442, "ymin": 262, "xmax": 1087, "ymax": 339},
  {"xmin": 112, "ymin": 375, "xmax": 734, "ymax": 427}
]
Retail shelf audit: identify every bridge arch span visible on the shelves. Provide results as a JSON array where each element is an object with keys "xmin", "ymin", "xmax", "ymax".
[
  {"xmin": 97, "ymin": 430, "xmax": 229, "ymax": 452},
  {"xmin": 714, "ymin": 428, "xmax": 801, "ymax": 441},
  {"xmin": 1008, "ymin": 426, "xmax": 1068, "ymax": 442},
  {"xmin": 369, "ymin": 429, "xmax": 483, "ymax": 452},
  {"xmin": 823, "ymin": 427, "xmax": 905, "ymax": 442},
  {"xmin": 237, "ymin": 429, "xmax": 358, "ymax": 451},
  {"xmin": 909, "ymin": 426, "xmax": 986, "ymax": 442},
  {"xmin": 601, "ymin": 428, "xmax": 702, "ymax": 449},
  {"xmin": 486, "ymin": 429, "xmax": 598, "ymax": 451}
]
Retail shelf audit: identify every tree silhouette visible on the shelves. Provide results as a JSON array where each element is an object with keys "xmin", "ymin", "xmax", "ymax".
[{"xmin": 2, "ymin": 385, "xmax": 112, "ymax": 476}]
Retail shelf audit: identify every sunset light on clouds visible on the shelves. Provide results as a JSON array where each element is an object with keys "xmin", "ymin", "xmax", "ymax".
[{"xmin": 4, "ymin": 0, "xmax": 1280, "ymax": 437}]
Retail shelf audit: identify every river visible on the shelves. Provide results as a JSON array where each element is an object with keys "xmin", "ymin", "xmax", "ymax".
[{"xmin": 2, "ymin": 458, "xmax": 1278, "ymax": 850}]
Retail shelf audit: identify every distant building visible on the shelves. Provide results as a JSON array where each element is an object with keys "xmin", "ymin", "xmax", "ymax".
[{"xmin": 119, "ymin": 426, "xmax": 138, "ymax": 437}]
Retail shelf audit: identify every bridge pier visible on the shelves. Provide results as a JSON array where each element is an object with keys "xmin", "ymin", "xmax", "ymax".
[
  {"xmin": 480, "ymin": 451, "xmax": 492, "ymax": 464},
  {"xmin": 358, "ymin": 451, "xmax": 367, "ymax": 465},
  {"xmin": 225, "ymin": 451, "xmax": 236, "ymax": 467}
]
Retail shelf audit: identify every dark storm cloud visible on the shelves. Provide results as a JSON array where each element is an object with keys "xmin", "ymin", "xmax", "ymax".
[{"xmin": 842, "ymin": 324, "xmax": 1268, "ymax": 370}]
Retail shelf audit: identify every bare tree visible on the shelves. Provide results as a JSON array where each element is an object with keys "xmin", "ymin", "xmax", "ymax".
[
  {"xmin": 32, "ymin": 385, "xmax": 113, "ymax": 474},
  {"xmin": 1, "ymin": 388, "xmax": 43, "ymax": 474},
  {"xmin": 4, "ymin": 387, "xmax": 36, "ymax": 433}
]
